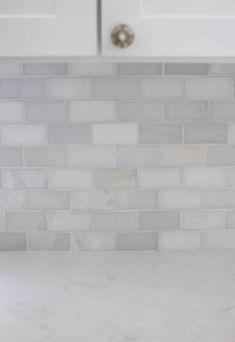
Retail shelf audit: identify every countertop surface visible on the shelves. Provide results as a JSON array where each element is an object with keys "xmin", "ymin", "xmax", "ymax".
[{"xmin": 0, "ymin": 251, "xmax": 235, "ymax": 342}]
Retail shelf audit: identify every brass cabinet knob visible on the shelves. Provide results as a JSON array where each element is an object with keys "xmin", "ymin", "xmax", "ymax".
[{"xmin": 111, "ymin": 24, "xmax": 135, "ymax": 48}]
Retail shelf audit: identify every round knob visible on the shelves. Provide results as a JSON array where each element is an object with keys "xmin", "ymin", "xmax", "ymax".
[{"xmin": 111, "ymin": 24, "xmax": 135, "ymax": 48}]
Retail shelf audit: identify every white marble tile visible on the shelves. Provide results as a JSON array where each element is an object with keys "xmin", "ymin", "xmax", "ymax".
[
  {"xmin": 1, "ymin": 124, "xmax": 46, "ymax": 145},
  {"xmin": 0, "ymin": 102, "xmax": 24, "ymax": 122},
  {"xmin": 70, "ymin": 63, "xmax": 115, "ymax": 75},
  {"xmin": 71, "ymin": 232, "xmax": 115, "ymax": 250},
  {"xmin": 49, "ymin": 212, "xmax": 91, "ymax": 231},
  {"xmin": 93, "ymin": 123, "xmax": 138, "ymax": 145},
  {"xmin": 94, "ymin": 170, "xmax": 136, "ymax": 188},
  {"xmin": 0, "ymin": 213, "xmax": 5, "ymax": 231},
  {"xmin": 25, "ymin": 147, "xmax": 67, "ymax": 167},
  {"xmin": 46, "ymin": 78, "xmax": 92, "ymax": 99},
  {"xmin": 202, "ymin": 231, "xmax": 235, "ymax": 249},
  {"xmin": 48, "ymin": 169, "xmax": 92, "ymax": 189},
  {"xmin": 158, "ymin": 231, "xmax": 201, "ymax": 250},
  {"xmin": 138, "ymin": 168, "xmax": 181, "ymax": 188},
  {"xmin": 68, "ymin": 146, "xmax": 113, "ymax": 168},
  {"xmin": 2, "ymin": 170, "xmax": 47, "ymax": 189},
  {"xmin": 116, "ymin": 233, "xmax": 157, "ymax": 250},
  {"xmin": 29, "ymin": 191, "xmax": 69, "ymax": 210},
  {"xmin": 70, "ymin": 101, "xmax": 115, "ymax": 122},
  {"xmin": 6, "ymin": 212, "xmax": 47, "ymax": 232},
  {"xmin": 182, "ymin": 210, "xmax": 225, "ymax": 230},
  {"xmin": 28, "ymin": 233, "xmax": 70, "ymax": 251},
  {"xmin": 0, "ymin": 191, "xmax": 26, "ymax": 210}
]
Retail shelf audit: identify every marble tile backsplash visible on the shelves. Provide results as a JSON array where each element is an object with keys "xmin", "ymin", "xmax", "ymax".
[{"xmin": 1, "ymin": 62, "xmax": 235, "ymax": 250}]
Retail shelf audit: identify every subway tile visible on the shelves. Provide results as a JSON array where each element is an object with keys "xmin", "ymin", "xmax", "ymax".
[
  {"xmin": 142, "ymin": 77, "xmax": 185, "ymax": 98},
  {"xmin": 164, "ymin": 101, "xmax": 207, "ymax": 121},
  {"xmin": 25, "ymin": 102, "xmax": 69, "ymax": 122},
  {"xmin": 118, "ymin": 63, "xmax": 162, "ymax": 75},
  {"xmin": 228, "ymin": 169, "xmax": 235, "ymax": 187},
  {"xmin": 140, "ymin": 123, "xmax": 182, "ymax": 143},
  {"xmin": 94, "ymin": 78, "xmax": 138, "ymax": 99},
  {"xmin": 0, "ymin": 63, "xmax": 21, "ymax": 75},
  {"xmin": 72, "ymin": 190, "xmax": 113, "ymax": 210},
  {"xmin": 93, "ymin": 123, "xmax": 138, "ymax": 145},
  {"xmin": 46, "ymin": 78, "xmax": 92, "ymax": 99},
  {"xmin": 91, "ymin": 190, "xmax": 114, "ymax": 210},
  {"xmin": 94, "ymin": 212, "xmax": 136, "ymax": 231},
  {"xmin": 182, "ymin": 210, "xmax": 225, "ymax": 230},
  {"xmin": 186, "ymin": 77, "xmax": 232, "ymax": 99},
  {"xmin": 28, "ymin": 232, "xmax": 70, "ymax": 251},
  {"xmin": 226, "ymin": 211, "xmax": 235, "ymax": 229},
  {"xmin": 165, "ymin": 63, "xmax": 209, "ymax": 75},
  {"xmin": 183, "ymin": 167, "xmax": 227, "ymax": 188},
  {"xmin": 71, "ymin": 189, "xmax": 158, "ymax": 211},
  {"xmin": 70, "ymin": 192, "xmax": 91, "ymax": 210},
  {"xmin": 71, "ymin": 232, "xmax": 115, "ymax": 250},
  {"xmin": 49, "ymin": 212, "xmax": 91, "ymax": 231},
  {"xmin": 139, "ymin": 211, "xmax": 180, "ymax": 231},
  {"xmin": 0, "ymin": 147, "xmax": 23, "ymax": 167},
  {"xmin": 1, "ymin": 170, "xmax": 46, "ymax": 189},
  {"xmin": 0, "ymin": 233, "xmax": 26, "ymax": 251},
  {"xmin": 112, "ymin": 189, "xmax": 158, "ymax": 210},
  {"xmin": 205, "ymin": 191, "xmax": 235, "ymax": 208},
  {"xmin": 94, "ymin": 170, "xmax": 136, "ymax": 188},
  {"xmin": 0, "ymin": 191, "xmax": 26, "ymax": 210},
  {"xmin": 116, "ymin": 146, "xmax": 160, "ymax": 168},
  {"xmin": 184, "ymin": 123, "xmax": 228, "ymax": 143},
  {"xmin": 160, "ymin": 145, "xmax": 205, "ymax": 167},
  {"xmin": 116, "ymin": 233, "xmax": 157, "ymax": 250},
  {"xmin": 23, "ymin": 63, "xmax": 68, "ymax": 75},
  {"xmin": 70, "ymin": 101, "xmax": 115, "ymax": 122},
  {"xmin": 1, "ymin": 65, "xmax": 235, "ymax": 252},
  {"xmin": 0, "ymin": 213, "xmax": 5, "ymax": 231},
  {"xmin": 48, "ymin": 124, "xmax": 91, "ymax": 144},
  {"xmin": 68, "ymin": 146, "xmax": 113, "ymax": 168},
  {"xmin": 202, "ymin": 231, "xmax": 235, "ymax": 249},
  {"xmin": 118, "ymin": 100, "xmax": 163, "ymax": 121},
  {"xmin": 158, "ymin": 231, "xmax": 201, "ymax": 250},
  {"xmin": 6, "ymin": 212, "xmax": 47, "ymax": 232},
  {"xmin": 25, "ymin": 147, "xmax": 67, "ymax": 167},
  {"xmin": 1, "ymin": 79, "xmax": 45, "ymax": 98},
  {"xmin": 210, "ymin": 64, "xmax": 235, "ymax": 75},
  {"xmin": 208, "ymin": 102, "xmax": 235, "ymax": 121},
  {"xmin": 0, "ymin": 102, "xmax": 24, "ymax": 122},
  {"xmin": 159, "ymin": 190, "xmax": 202, "ymax": 209},
  {"xmin": 29, "ymin": 191, "xmax": 69, "ymax": 210},
  {"xmin": 117, "ymin": 145, "xmax": 205, "ymax": 168},
  {"xmin": 48, "ymin": 169, "xmax": 92, "ymax": 189},
  {"xmin": 207, "ymin": 146, "xmax": 235, "ymax": 166},
  {"xmin": 138, "ymin": 168, "xmax": 181, "ymax": 188},
  {"xmin": 1, "ymin": 124, "xmax": 46, "ymax": 145},
  {"xmin": 70, "ymin": 63, "xmax": 115, "ymax": 75},
  {"xmin": 228, "ymin": 124, "xmax": 235, "ymax": 143}
]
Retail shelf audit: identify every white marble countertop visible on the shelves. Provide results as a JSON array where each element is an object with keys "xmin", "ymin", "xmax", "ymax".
[{"xmin": 0, "ymin": 251, "xmax": 235, "ymax": 342}]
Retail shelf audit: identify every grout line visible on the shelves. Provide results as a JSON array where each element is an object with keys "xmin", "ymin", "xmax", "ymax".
[{"xmin": 97, "ymin": 0, "xmax": 102, "ymax": 56}]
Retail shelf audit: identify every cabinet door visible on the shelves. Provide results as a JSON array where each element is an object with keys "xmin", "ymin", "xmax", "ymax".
[
  {"xmin": 0, "ymin": 0, "xmax": 97, "ymax": 57},
  {"xmin": 102, "ymin": 0, "xmax": 235, "ymax": 57}
]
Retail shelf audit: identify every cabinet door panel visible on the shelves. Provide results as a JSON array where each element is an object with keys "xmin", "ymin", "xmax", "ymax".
[
  {"xmin": 0, "ymin": 0, "xmax": 97, "ymax": 57},
  {"xmin": 102, "ymin": 0, "xmax": 235, "ymax": 57}
]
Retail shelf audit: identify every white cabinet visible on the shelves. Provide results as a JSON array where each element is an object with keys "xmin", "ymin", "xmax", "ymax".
[
  {"xmin": 1, "ymin": 0, "xmax": 235, "ymax": 59},
  {"xmin": 102, "ymin": 0, "xmax": 235, "ymax": 58},
  {"xmin": 0, "ymin": 0, "xmax": 97, "ymax": 57}
]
